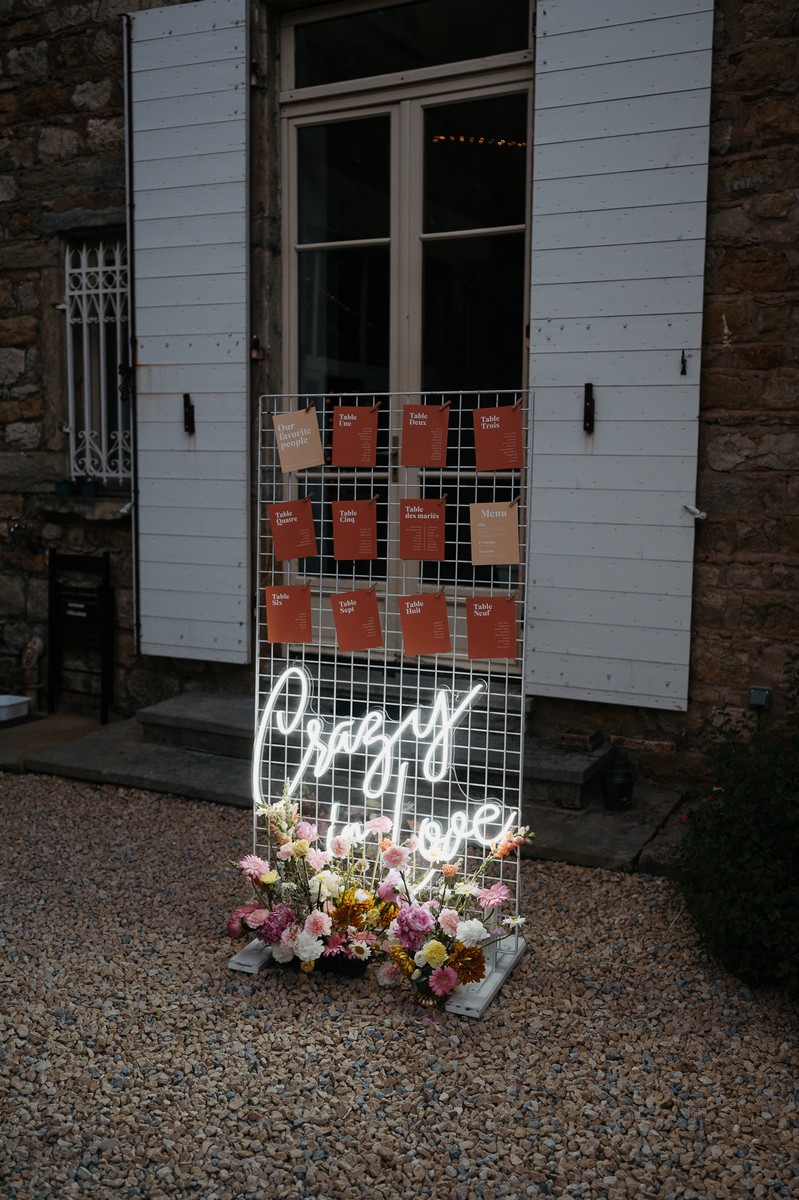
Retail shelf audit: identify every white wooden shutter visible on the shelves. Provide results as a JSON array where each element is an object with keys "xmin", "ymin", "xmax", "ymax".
[
  {"xmin": 128, "ymin": 0, "xmax": 250, "ymax": 663},
  {"xmin": 525, "ymin": 0, "xmax": 714, "ymax": 710}
]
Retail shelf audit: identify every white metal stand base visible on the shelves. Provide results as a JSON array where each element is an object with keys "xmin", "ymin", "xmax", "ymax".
[
  {"xmin": 228, "ymin": 938, "xmax": 273, "ymax": 974},
  {"xmin": 444, "ymin": 936, "xmax": 527, "ymax": 1018}
]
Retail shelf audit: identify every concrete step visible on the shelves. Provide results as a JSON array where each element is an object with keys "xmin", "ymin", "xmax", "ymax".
[
  {"xmin": 22, "ymin": 717, "xmax": 252, "ymax": 807},
  {"xmin": 137, "ymin": 692, "xmax": 255, "ymax": 761}
]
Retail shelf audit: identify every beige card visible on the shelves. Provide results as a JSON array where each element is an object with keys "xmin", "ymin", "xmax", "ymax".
[
  {"xmin": 272, "ymin": 408, "xmax": 324, "ymax": 472},
  {"xmin": 469, "ymin": 501, "xmax": 520, "ymax": 566}
]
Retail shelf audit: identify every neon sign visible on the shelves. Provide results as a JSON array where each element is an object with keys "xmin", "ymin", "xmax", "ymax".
[{"xmin": 252, "ymin": 665, "xmax": 519, "ymax": 862}]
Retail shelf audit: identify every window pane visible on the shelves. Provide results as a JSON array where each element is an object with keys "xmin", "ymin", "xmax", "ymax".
[
  {"xmin": 424, "ymin": 94, "xmax": 529, "ymax": 233},
  {"xmin": 298, "ymin": 118, "xmax": 390, "ymax": 243},
  {"xmin": 299, "ymin": 246, "xmax": 390, "ymax": 395},
  {"xmin": 422, "ymin": 233, "xmax": 525, "ymax": 393},
  {"xmin": 295, "ymin": 0, "xmax": 529, "ymax": 88}
]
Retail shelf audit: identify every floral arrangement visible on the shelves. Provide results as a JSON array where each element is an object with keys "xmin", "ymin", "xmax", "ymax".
[{"xmin": 226, "ymin": 787, "xmax": 528, "ymax": 1003}]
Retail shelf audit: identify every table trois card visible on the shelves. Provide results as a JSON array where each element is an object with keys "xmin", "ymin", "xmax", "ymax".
[
  {"xmin": 398, "ymin": 592, "xmax": 451, "ymax": 657},
  {"xmin": 331, "ymin": 404, "xmax": 379, "ymax": 468},
  {"xmin": 331, "ymin": 498, "xmax": 378, "ymax": 560},
  {"xmin": 400, "ymin": 403, "xmax": 450, "ymax": 468},
  {"xmin": 264, "ymin": 583, "xmax": 313, "ymax": 644},
  {"xmin": 267, "ymin": 498, "xmax": 317, "ymax": 561},
  {"xmin": 399, "ymin": 497, "xmax": 446, "ymax": 561},
  {"xmin": 465, "ymin": 595, "xmax": 518, "ymax": 660},
  {"xmin": 469, "ymin": 499, "xmax": 520, "ymax": 566},
  {"xmin": 330, "ymin": 588, "xmax": 383, "ymax": 652},
  {"xmin": 272, "ymin": 407, "xmax": 325, "ymax": 473},
  {"xmin": 472, "ymin": 401, "xmax": 524, "ymax": 472}
]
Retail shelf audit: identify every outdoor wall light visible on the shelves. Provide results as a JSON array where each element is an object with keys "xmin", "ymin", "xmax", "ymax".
[{"xmin": 748, "ymin": 687, "xmax": 772, "ymax": 711}]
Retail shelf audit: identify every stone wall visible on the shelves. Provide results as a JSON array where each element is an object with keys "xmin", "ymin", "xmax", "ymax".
[{"xmin": 1, "ymin": 0, "xmax": 797, "ymax": 773}]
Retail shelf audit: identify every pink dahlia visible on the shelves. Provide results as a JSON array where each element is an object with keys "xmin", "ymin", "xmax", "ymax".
[
  {"xmin": 304, "ymin": 910, "xmax": 332, "ymax": 938},
  {"xmin": 307, "ymin": 848, "xmax": 331, "ymax": 872},
  {"xmin": 429, "ymin": 966, "xmax": 459, "ymax": 997},
  {"xmin": 296, "ymin": 820, "xmax": 317, "ymax": 842},
  {"xmin": 330, "ymin": 835, "xmax": 352, "ymax": 858},
  {"xmin": 243, "ymin": 907, "xmax": 270, "ymax": 929},
  {"xmin": 438, "ymin": 906, "xmax": 460, "ymax": 938}
]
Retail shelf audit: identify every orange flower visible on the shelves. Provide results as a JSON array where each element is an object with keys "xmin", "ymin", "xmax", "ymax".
[
  {"xmin": 448, "ymin": 943, "xmax": 486, "ymax": 984},
  {"xmin": 441, "ymin": 863, "xmax": 458, "ymax": 878},
  {"xmin": 378, "ymin": 837, "xmax": 393, "ymax": 852},
  {"xmin": 331, "ymin": 887, "xmax": 374, "ymax": 931}
]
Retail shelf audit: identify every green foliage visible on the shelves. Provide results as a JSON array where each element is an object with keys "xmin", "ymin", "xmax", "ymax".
[{"xmin": 675, "ymin": 656, "xmax": 799, "ymax": 998}]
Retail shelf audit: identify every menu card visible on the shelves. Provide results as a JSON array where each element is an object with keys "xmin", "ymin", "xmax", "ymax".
[
  {"xmin": 331, "ymin": 589, "xmax": 383, "ymax": 652},
  {"xmin": 469, "ymin": 500, "xmax": 520, "ymax": 566},
  {"xmin": 473, "ymin": 403, "xmax": 523, "ymax": 472},
  {"xmin": 267, "ymin": 498, "xmax": 317, "ymax": 561},
  {"xmin": 331, "ymin": 405, "xmax": 379, "ymax": 468},
  {"xmin": 465, "ymin": 596, "xmax": 517, "ymax": 660},
  {"xmin": 264, "ymin": 584, "xmax": 313, "ymax": 644},
  {"xmin": 272, "ymin": 408, "xmax": 325, "ymax": 472},
  {"xmin": 331, "ymin": 499, "xmax": 378, "ymax": 560},
  {"xmin": 399, "ymin": 498, "xmax": 446, "ymax": 561},
  {"xmin": 400, "ymin": 403, "xmax": 450, "ymax": 468},
  {"xmin": 398, "ymin": 592, "xmax": 452, "ymax": 657}
]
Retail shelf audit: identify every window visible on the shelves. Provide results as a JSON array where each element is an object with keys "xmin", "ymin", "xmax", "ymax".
[
  {"xmin": 64, "ymin": 239, "xmax": 131, "ymax": 485},
  {"xmin": 277, "ymin": 0, "xmax": 532, "ymax": 657}
]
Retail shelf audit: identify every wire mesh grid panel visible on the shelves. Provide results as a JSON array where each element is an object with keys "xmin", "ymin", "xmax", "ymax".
[{"xmin": 255, "ymin": 390, "xmax": 529, "ymax": 911}]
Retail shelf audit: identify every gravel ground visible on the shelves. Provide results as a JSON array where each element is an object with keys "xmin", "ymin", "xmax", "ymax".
[{"xmin": 0, "ymin": 774, "xmax": 796, "ymax": 1200}]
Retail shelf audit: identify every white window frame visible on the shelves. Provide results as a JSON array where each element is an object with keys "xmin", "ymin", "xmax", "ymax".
[{"xmin": 64, "ymin": 238, "xmax": 132, "ymax": 486}]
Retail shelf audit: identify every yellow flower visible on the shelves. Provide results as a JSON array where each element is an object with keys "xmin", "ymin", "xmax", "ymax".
[
  {"xmin": 292, "ymin": 839, "xmax": 310, "ymax": 858},
  {"xmin": 300, "ymin": 960, "xmax": 315, "ymax": 973},
  {"xmin": 388, "ymin": 945, "xmax": 416, "ymax": 976},
  {"xmin": 259, "ymin": 869, "xmax": 278, "ymax": 885},
  {"xmin": 419, "ymin": 939, "xmax": 448, "ymax": 968}
]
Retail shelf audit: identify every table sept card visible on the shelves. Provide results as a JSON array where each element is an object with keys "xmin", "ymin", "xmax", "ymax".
[
  {"xmin": 399, "ymin": 497, "xmax": 446, "ymax": 561},
  {"xmin": 465, "ymin": 595, "xmax": 517, "ymax": 660},
  {"xmin": 331, "ymin": 405, "xmax": 379, "ymax": 468},
  {"xmin": 331, "ymin": 498, "xmax": 378, "ymax": 560},
  {"xmin": 400, "ymin": 403, "xmax": 450, "ymax": 468},
  {"xmin": 398, "ymin": 592, "xmax": 451, "ymax": 657},
  {"xmin": 264, "ymin": 584, "xmax": 313, "ymax": 644},
  {"xmin": 330, "ymin": 588, "xmax": 383, "ymax": 652},
  {"xmin": 472, "ymin": 403, "xmax": 523, "ymax": 472},
  {"xmin": 272, "ymin": 407, "xmax": 325, "ymax": 473},
  {"xmin": 469, "ymin": 500, "xmax": 520, "ymax": 566},
  {"xmin": 267, "ymin": 498, "xmax": 317, "ymax": 561}
]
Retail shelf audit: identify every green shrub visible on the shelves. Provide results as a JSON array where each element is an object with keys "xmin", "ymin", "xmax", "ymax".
[{"xmin": 675, "ymin": 656, "xmax": 799, "ymax": 998}]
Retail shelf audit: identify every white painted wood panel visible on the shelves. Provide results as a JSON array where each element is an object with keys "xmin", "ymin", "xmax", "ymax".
[
  {"xmin": 532, "ymin": 316, "xmax": 701, "ymax": 354},
  {"xmin": 534, "ymin": 203, "xmax": 707, "ymax": 251},
  {"xmin": 531, "ymin": 349, "xmax": 700, "ymax": 387},
  {"xmin": 530, "ymin": 588, "xmax": 692, "ymax": 630},
  {"xmin": 539, "ymin": 0, "xmax": 710, "ymax": 36},
  {"xmin": 533, "ymin": 385, "xmax": 699, "ymax": 422},
  {"xmin": 536, "ymin": 11, "xmax": 714, "ymax": 73},
  {"xmin": 535, "ymin": 90, "xmax": 710, "ymax": 144},
  {"xmin": 536, "ymin": 49, "xmax": 712, "ymax": 109},
  {"xmin": 130, "ymin": 0, "xmax": 250, "ymax": 665},
  {"xmin": 534, "ymin": 166, "xmax": 708, "ymax": 215},
  {"xmin": 526, "ymin": 0, "xmax": 713, "ymax": 710},
  {"xmin": 530, "ymin": 277, "xmax": 705, "ymax": 319}
]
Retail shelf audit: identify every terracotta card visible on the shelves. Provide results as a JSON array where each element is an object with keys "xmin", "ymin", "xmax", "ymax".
[
  {"xmin": 331, "ymin": 499, "xmax": 378, "ymax": 560},
  {"xmin": 399, "ymin": 498, "xmax": 446, "ymax": 561},
  {"xmin": 264, "ymin": 584, "xmax": 313, "ymax": 644},
  {"xmin": 398, "ymin": 592, "xmax": 452, "ymax": 657},
  {"xmin": 469, "ymin": 501, "xmax": 520, "ymax": 566},
  {"xmin": 331, "ymin": 589, "xmax": 383, "ymax": 652},
  {"xmin": 473, "ymin": 404, "xmax": 523, "ymax": 471},
  {"xmin": 267, "ymin": 498, "xmax": 317, "ymax": 561},
  {"xmin": 400, "ymin": 404, "xmax": 450, "ymax": 468},
  {"xmin": 331, "ymin": 405, "xmax": 379, "ymax": 468},
  {"xmin": 465, "ymin": 596, "xmax": 517, "ymax": 660},
  {"xmin": 272, "ymin": 407, "xmax": 324, "ymax": 472}
]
